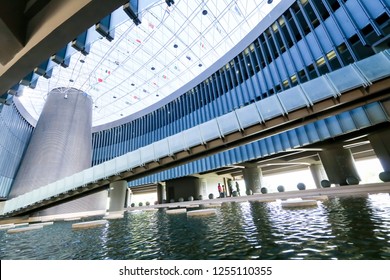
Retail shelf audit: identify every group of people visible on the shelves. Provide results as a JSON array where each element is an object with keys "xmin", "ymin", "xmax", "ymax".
[{"xmin": 217, "ymin": 182, "xmax": 240, "ymax": 197}]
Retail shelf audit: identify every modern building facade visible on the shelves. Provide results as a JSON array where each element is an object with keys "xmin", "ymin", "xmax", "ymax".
[{"xmin": 0, "ymin": 0, "xmax": 390, "ymax": 216}]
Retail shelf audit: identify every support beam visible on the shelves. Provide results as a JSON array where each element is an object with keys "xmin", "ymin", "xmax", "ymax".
[
  {"xmin": 309, "ymin": 163, "xmax": 328, "ymax": 189},
  {"xmin": 157, "ymin": 182, "xmax": 166, "ymax": 204},
  {"xmin": 368, "ymin": 127, "xmax": 390, "ymax": 172},
  {"xmin": 319, "ymin": 145, "xmax": 360, "ymax": 186},
  {"xmin": 242, "ymin": 164, "xmax": 263, "ymax": 194},
  {"xmin": 0, "ymin": 1, "xmax": 26, "ymax": 65},
  {"xmin": 108, "ymin": 180, "xmax": 127, "ymax": 212}
]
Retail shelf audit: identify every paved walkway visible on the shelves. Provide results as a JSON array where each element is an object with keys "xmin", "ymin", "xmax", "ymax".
[
  {"xmin": 129, "ymin": 182, "xmax": 390, "ymax": 211},
  {"xmin": 1, "ymin": 183, "xmax": 389, "ymax": 225}
]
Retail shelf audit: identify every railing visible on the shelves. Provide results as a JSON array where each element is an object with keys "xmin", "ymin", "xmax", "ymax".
[{"xmin": 2, "ymin": 50, "xmax": 390, "ymax": 216}]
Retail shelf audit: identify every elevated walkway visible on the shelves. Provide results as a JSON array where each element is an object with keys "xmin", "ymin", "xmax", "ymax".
[{"xmin": 1, "ymin": 51, "xmax": 390, "ymax": 217}]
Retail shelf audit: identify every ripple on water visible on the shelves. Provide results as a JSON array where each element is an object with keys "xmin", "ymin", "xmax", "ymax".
[{"xmin": 1, "ymin": 195, "xmax": 390, "ymax": 259}]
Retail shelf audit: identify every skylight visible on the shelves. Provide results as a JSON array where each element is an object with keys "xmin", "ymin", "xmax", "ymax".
[{"xmin": 18, "ymin": 0, "xmax": 280, "ymax": 127}]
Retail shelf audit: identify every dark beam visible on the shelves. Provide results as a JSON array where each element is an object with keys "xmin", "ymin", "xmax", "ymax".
[{"xmin": 0, "ymin": 0, "xmax": 27, "ymax": 65}]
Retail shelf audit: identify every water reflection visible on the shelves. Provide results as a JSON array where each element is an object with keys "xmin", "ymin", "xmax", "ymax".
[{"xmin": 1, "ymin": 194, "xmax": 390, "ymax": 260}]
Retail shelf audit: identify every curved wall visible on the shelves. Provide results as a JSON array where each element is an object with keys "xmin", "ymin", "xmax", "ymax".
[
  {"xmin": 91, "ymin": 0, "xmax": 390, "ymax": 166},
  {"xmin": 0, "ymin": 104, "xmax": 33, "ymax": 198},
  {"xmin": 9, "ymin": 88, "xmax": 93, "ymax": 198}
]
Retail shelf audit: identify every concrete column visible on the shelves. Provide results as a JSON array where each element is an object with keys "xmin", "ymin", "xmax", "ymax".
[
  {"xmin": 10, "ymin": 88, "xmax": 108, "ymax": 216},
  {"xmin": 126, "ymin": 188, "xmax": 132, "ymax": 208},
  {"xmin": 108, "ymin": 180, "xmax": 127, "ymax": 212},
  {"xmin": 242, "ymin": 165, "xmax": 263, "ymax": 194},
  {"xmin": 200, "ymin": 178, "xmax": 207, "ymax": 200},
  {"xmin": 11, "ymin": 87, "xmax": 93, "ymax": 196},
  {"xmin": 157, "ymin": 182, "xmax": 166, "ymax": 204},
  {"xmin": 309, "ymin": 163, "xmax": 328, "ymax": 189},
  {"xmin": 368, "ymin": 128, "xmax": 390, "ymax": 172},
  {"xmin": 319, "ymin": 146, "xmax": 360, "ymax": 186}
]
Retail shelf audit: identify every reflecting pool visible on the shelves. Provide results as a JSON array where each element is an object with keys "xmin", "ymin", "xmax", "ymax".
[{"xmin": 1, "ymin": 194, "xmax": 390, "ymax": 259}]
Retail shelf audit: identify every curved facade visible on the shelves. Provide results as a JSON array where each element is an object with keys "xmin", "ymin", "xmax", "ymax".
[
  {"xmin": 9, "ymin": 88, "xmax": 93, "ymax": 198},
  {"xmin": 90, "ymin": 0, "xmax": 389, "ymax": 172},
  {"xmin": 0, "ymin": 104, "xmax": 33, "ymax": 198}
]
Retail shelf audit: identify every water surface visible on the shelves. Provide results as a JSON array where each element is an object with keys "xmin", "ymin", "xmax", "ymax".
[{"xmin": 1, "ymin": 194, "xmax": 390, "ymax": 259}]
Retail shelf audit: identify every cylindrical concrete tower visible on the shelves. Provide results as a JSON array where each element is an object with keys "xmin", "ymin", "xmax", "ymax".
[
  {"xmin": 9, "ymin": 88, "xmax": 108, "ymax": 216},
  {"xmin": 10, "ymin": 88, "xmax": 92, "ymax": 196}
]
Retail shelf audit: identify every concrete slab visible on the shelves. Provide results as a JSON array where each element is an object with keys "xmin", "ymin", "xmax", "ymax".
[
  {"xmin": 166, "ymin": 208, "xmax": 187, "ymax": 215},
  {"xmin": 255, "ymin": 199, "xmax": 277, "ymax": 203},
  {"xmin": 143, "ymin": 208, "xmax": 158, "ymax": 212},
  {"xmin": 104, "ymin": 213, "xmax": 124, "ymax": 220},
  {"xmin": 187, "ymin": 209, "xmax": 217, "ymax": 217},
  {"xmin": 204, "ymin": 203, "xmax": 222, "ymax": 208},
  {"xmin": 0, "ymin": 223, "xmax": 15, "ymax": 230},
  {"xmin": 14, "ymin": 222, "xmax": 29, "ymax": 227},
  {"xmin": 302, "ymin": 195, "xmax": 328, "ymax": 201},
  {"xmin": 64, "ymin": 217, "xmax": 81, "ymax": 221},
  {"xmin": 33, "ymin": 221, "xmax": 54, "ymax": 226},
  {"xmin": 72, "ymin": 219, "xmax": 108, "ymax": 230},
  {"xmin": 281, "ymin": 199, "xmax": 318, "ymax": 208},
  {"xmin": 186, "ymin": 205, "xmax": 200, "ymax": 208},
  {"xmin": 7, "ymin": 224, "xmax": 43, "ymax": 234}
]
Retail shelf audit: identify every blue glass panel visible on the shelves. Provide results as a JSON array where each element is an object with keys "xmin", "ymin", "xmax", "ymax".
[
  {"xmin": 296, "ymin": 126, "xmax": 309, "ymax": 145},
  {"xmin": 333, "ymin": 6, "xmax": 355, "ymax": 38},
  {"xmin": 304, "ymin": 123, "xmax": 320, "ymax": 143},
  {"xmin": 364, "ymin": 102, "xmax": 388, "ymax": 124},
  {"xmin": 153, "ymin": 138, "xmax": 169, "ymax": 159},
  {"xmin": 325, "ymin": 116, "xmax": 343, "ymax": 136},
  {"xmin": 345, "ymin": 0, "xmax": 370, "ymax": 29},
  {"xmin": 185, "ymin": 126, "xmax": 203, "ymax": 147},
  {"xmin": 326, "ymin": 64, "xmax": 366, "ymax": 92},
  {"xmin": 168, "ymin": 132, "xmax": 186, "ymax": 153},
  {"xmin": 314, "ymin": 119, "xmax": 331, "ymax": 140},
  {"xmin": 216, "ymin": 111, "xmax": 240, "ymax": 135},
  {"xmin": 301, "ymin": 76, "xmax": 336, "ymax": 102},
  {"xmin": 314, "ymin": 25, "xmax": 332, "ymax": 53},
  {"xmin": 337, "ymin": 111, "xmax": 356, "ymax": 133},
  {"xmin": 278, "ymin": 86, "xmax": 308, "ymax": 112},
  {"xmin": 279, "ymin": 132, "xmax": 291, "ymax": 150},
  {"xmin": 236, "ymin": 103, "xmax": 261, "ymax": 128},
  {"xmin": 355, "ymin": 52, "xmax": 390, "ymax": 82},
  {"xmin": 349, "ymin": 107, "xmax": 371, "ymax": 128},
  {"xmin": 272, "ymin": 134, "xmax": 283, "ymax": 153},
  {"xmin": 287, "ymin": 129, "xmax": 300, "ymax": 148},
  {"xmin": 256, "ymin": 95, "xmax": 284, "ymax": 121},
  {"xmin": 323, "ymin": 16, "xmax": 344, "ymax": 45},
  {"xmin": 199, "ymin": 119, "xmax": 220, "ymax": 142}
]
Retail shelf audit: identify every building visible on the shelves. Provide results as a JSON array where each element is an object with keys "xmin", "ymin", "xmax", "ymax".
[{"xmin": 0, "ymin": 0, "xmax": 389, "ymax": 218}]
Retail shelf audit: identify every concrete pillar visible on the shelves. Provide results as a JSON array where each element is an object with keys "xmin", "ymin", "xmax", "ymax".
[
  {"xmin": 368, "ymin": 128, "xmax": 390, "ymax": 172},
  {"xmin": 242, "ymin": 165, "xmax": 263, "ymax": 194},
  {"xmin": 157, "ymin": 182, "xmax": 166, "ymax": 204},
  {"xmin": 125, "ymin": 188, "xmax": 132, "ymax": 208},
  {"xmin": 200, "ymin": 178, "xmax": 207, "ymax": 200},
  {"xmin": 309, "ymin": 163, "xmax": 328, "ymax": 189},
  {"xmin": 108, "ymin": 180, "xmax": 127, "ymax": 212},
  {"xmin": 319, "ymin": 146, "xmax": 360, "ymax": 186}
]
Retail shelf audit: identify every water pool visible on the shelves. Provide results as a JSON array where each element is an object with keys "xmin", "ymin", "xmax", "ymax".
[{"xmin": 1, "ymin": 194, "xmax": 389, "ymax": 260}]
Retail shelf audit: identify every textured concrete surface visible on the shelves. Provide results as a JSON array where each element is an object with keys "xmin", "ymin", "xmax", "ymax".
[{"xmin": 72, "ymin": 220, "xmax": 107, "ymax": 230}]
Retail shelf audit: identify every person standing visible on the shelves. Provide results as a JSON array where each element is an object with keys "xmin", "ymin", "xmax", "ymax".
[
  {"xmin": 235, "ymin": 181, "xmax": 240, "ymax": 196},
  {"xmin": 228, "ymin": 183, "xmax": 233, "ymax": 197},
  {"xmin": 217, "ymin": 183, "xmax": 222, "ymax": 197}
]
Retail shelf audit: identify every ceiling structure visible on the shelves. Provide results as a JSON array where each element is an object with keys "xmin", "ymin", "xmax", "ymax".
[{"xmin": 17, "ymin": 0, "xmax": 280, "ymax": 126}]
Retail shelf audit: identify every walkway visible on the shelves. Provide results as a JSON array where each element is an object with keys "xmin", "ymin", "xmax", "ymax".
[{"xmin": 131, "ymin": 182, "xmax": 390, "ymax": 210}]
